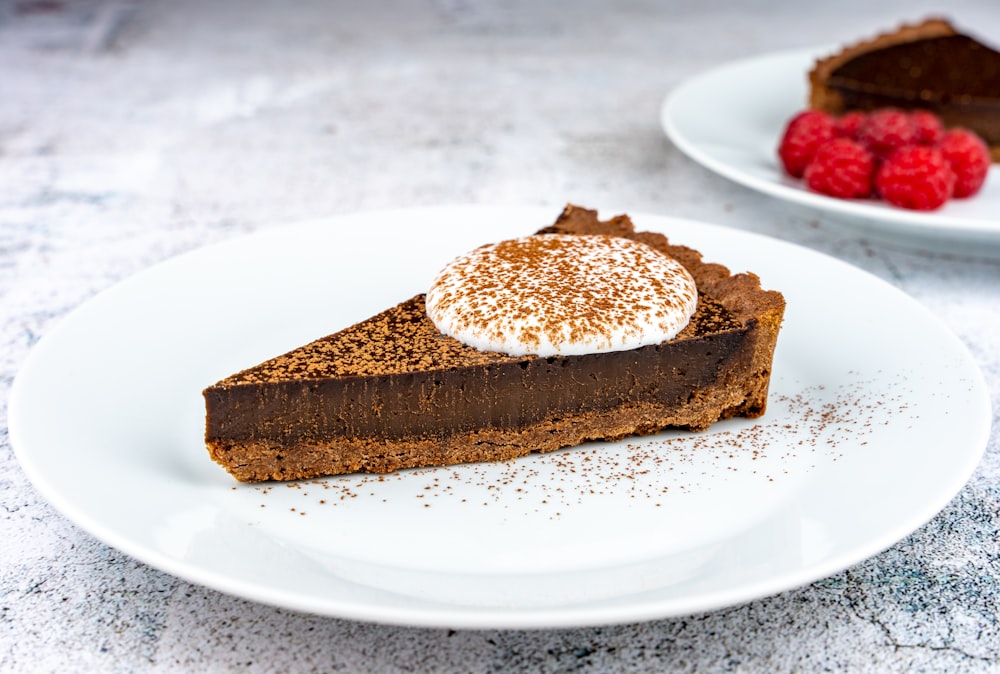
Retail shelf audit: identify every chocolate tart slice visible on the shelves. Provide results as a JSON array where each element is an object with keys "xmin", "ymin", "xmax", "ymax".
[
  {"xmin": 809, "ymin": 18, "xmax": 1000, "ymax": 160},
  {"xmin": 204, "ymin": 205, "xmax": 785, "ymax": 482}
]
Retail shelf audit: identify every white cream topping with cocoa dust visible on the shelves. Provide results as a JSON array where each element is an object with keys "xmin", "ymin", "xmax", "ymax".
[{"xmin": 425, "ymin": 234, "xmax": 698, "ymax": 357}]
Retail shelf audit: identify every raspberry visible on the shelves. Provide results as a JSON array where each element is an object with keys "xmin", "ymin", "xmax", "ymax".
[
  {"xmin": 858, "ymin": 108, "xmax": 917, "ymax": 158},
  {"xmin": 834, "ymin": 111, "xmax": 867, "ymax": 140},
  {"xmin": 875, "ymin": 146, "xmax": 955, "ymax": 210},
  {"xmin": 778, "ymin": 110, "xmax": 836, "ymax": 178},
  {"xmin": 937, "ymin": 128, "xmax": 991, "ymax": 198},
  {"xmin": 910, "ymin": 110, "xmax": 944, "ymax": 145},
  {"xmin": 803, "ymin": 139, "xmax": 875, "ymax": 199}
]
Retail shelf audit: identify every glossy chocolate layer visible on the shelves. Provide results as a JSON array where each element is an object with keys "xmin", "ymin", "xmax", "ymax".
[{"xmin": 205, "ymin": 293, "xmax": 746, "ymax": 445}]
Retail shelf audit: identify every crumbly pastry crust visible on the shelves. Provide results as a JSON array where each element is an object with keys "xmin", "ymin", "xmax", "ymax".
[{"xmin": 205, "ymin": 205, "xmax": 786, "ymax": 482}]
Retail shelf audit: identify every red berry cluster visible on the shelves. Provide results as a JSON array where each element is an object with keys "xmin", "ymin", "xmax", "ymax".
[{"xmin": 777, "ymin": 108, "xmax": 991, "ymax": 210}]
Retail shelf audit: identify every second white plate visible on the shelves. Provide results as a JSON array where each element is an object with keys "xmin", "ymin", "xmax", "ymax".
[
  {"xmin": 661, "ymin": 48, "xmax": 1000, "ymax": 250},
  {"xmin": 9, "ymin": 205, "xmax": 991, "ymax": 629}
]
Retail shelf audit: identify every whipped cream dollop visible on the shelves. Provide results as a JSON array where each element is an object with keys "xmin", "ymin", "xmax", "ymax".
[{"xmin": 425, "ymin": 234, "xmax": 698, "ymax": 357}]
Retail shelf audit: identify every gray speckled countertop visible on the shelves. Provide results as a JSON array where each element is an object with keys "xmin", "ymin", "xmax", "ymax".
[{"xmin": 2, "ymin": 1, "xmax": 999, "ymax": 672}]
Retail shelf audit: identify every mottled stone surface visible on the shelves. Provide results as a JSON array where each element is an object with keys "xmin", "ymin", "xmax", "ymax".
[{"xmin": 2, "ymin": 0, "xmax": 999, "ymax": 671}]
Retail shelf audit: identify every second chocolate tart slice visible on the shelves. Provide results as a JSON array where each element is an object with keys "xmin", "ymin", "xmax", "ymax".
[{"xmin": 809, "ymin": 18, "xmax": 1000, "ymax": 160}]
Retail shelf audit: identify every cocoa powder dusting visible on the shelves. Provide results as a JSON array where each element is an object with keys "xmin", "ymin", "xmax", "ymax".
[{"xmin": 251, "ymin": 373, "xmax": 912, "ymax": 516}]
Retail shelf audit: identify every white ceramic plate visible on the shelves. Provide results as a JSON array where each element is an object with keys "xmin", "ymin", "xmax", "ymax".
[
  {"xmin": 661, "ymin": 48, "xmax": 1000, "ymax": 250},
  {"xmin": 9, "ymin": 206, "xmax": 990, "ymax": 629}
]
